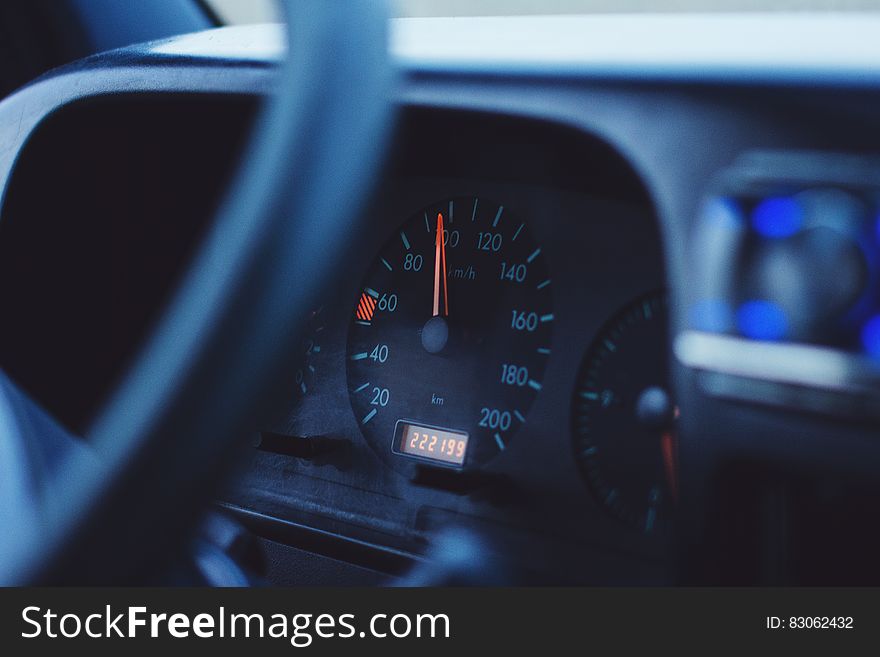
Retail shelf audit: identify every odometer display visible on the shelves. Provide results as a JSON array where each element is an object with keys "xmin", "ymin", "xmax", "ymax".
[
  {"xmin": 347, "ymin": 197, "xmax": 552, "ymax": 469},
  {"xmin": 394, "ymin": 420, "xmax": 469, "ymax": 467}
]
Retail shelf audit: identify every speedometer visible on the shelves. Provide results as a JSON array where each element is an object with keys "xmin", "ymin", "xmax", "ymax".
[{"xmin": 347, "ymin": 197, "xmax": 552, "ymax": 470}]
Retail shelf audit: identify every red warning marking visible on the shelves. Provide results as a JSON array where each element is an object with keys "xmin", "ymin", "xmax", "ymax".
[{"xmin": 355, "ymin": 293, "xmax": 377, "ymax": 321}]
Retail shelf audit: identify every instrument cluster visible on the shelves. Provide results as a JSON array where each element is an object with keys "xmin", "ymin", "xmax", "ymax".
[{"xmin": 243, "ymin": 111, "xmax": 672, "ymax": 574}]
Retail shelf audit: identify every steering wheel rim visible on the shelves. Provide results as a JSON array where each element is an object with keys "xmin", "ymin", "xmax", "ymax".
[{"xmin": 0, "ymin": 0, "xmax": 393, "ymax": 584}]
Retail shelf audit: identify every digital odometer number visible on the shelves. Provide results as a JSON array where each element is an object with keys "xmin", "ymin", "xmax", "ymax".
[
  {"xmin": 394, "ymin": 421, "xmax": 469, "ymax": 467},
  {"xmin": 346, "ymin": 197, "xmax": 553, "ymax": 469}
]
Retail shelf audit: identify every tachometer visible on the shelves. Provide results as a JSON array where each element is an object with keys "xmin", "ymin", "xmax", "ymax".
[
  {"xmin": 571, "ymin": 292, "xmax": 676, "ymax": 534},
  {"xmin": 347, "ymin": 197, "xmax": 552, "ymax": 470}
]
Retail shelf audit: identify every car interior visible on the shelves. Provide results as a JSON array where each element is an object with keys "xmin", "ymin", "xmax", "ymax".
[{"xmin": 1, "ymin": 0, "xmax": 880, "ymax": 586}]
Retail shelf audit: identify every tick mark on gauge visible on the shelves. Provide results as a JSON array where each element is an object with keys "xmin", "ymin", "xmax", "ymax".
[
  {"xmin": 512, "ymin": 222, "xmax": 524, "ymax": 241},
  {"xmin": 527, "ymin": 247, "xmax": 541, "ymax": 263},
  {"xmin": 494, "ymin": 433, "xmax": 506, "ymax": 450},
  {"xmin": 353, "ymin": 382, "xmax": 370, "ymax": 393},
  {"xmin": 362, "ymin": 409, "xmax": 378, "ymax": 425},
  {"xmin": 492, "ymin": 206, "xmax": 504, "ymax": 227},
  {"xmin": 424, "ymin": 212, "xmax": 431, "ymax": 233},
  {"xmin": 540, "ymin": 313, "xmax": 554, "ymax": 323},
  {"xmin": 471, "ymin": 198, "xmax": 479, "ymax": 222},
  {"xmin": 537, "ymin": 279, "xmax": 551, "ymax": 291},
  {"xmin": 355, "ymin": 320, "xmax": 371, "ymax": 326},
  {"xmin": 381, "ymin": 258, "xmax": 393, "ymax": 272},
  {"xmin": 448, "ymin": 200, "xmax": 454, "ymax": 223},
  {"xmin": 400, "ymin": 231, "xmax": 411, "ymax": 250},
  {"xmin": 527, "ymin": 379, "xmax": 543, "ymax": 391},
  {"xmin": 537, "ymin": 347, "xmax": 551, "ymax": 355},
  {"xmin": 580, "ymin": 391, "xmax": 598, "ymax": 400},
  {"xmin": 300, "ymin": 382, "xmax": 308, "ymax": 395},
  {"xmin": 350, "ymin": 352, "xmax": 369, "ymax": 361},
  {"xmin": 603, "ymin": 339, "xmax": 617, "ymax": 352},
  {"xmin": 514, "ymin": 410, "xmax": 526, "ymax": 423},
  {"xmin": 365, "ymin": 287, "xmax": 379, "ymax": 299}
]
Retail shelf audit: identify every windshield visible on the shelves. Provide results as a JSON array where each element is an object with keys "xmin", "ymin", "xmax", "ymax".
[{"xmin": 207, "ymin": 0, "xmax": 880, "ymax": 23}]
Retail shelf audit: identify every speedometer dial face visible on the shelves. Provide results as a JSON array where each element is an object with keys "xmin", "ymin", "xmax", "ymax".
[{"xmin": 347, "ymin": 197, "xmax": 552, "ymax": 470}]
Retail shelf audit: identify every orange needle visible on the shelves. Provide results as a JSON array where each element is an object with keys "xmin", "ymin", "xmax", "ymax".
[
  {"xmin": 433, "ymin": 213, "xmax": 442, "ymax": 316},
  {"xmin": 660, "ymin": 430, "xmax": 678, "ymax": 503},
  {"xmin": 440, "ymin": 213, "xmax": 448, "ymax": 316},
  {"xmin": 433, "ymin": 212, "xmax": 448, "ymax": 317}
]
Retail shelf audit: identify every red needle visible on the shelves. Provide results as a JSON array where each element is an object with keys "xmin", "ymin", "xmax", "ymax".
[
  {"xmin": 440, "ymin": 213, "xmax": 448, "ymax": 315},
  {"xmin": 660, "ymin": 430, "xmax": 678, "ymax": 503},
  {"xmin": 433, "ymin": 212, "xmax": 448, "ymax": 317}
]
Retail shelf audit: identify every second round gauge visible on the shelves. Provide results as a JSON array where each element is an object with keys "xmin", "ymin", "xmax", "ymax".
[
  {"xmin": 571, "ymin": 292, "xmax": 675, "ymax": 534},
  {"xmin": 347, "ymin": 197, "xmax": 552, "ymax": 469}
]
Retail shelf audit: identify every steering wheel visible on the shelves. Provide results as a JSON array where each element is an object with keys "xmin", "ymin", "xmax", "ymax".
[{"xmin": 0, "ymin": 1, "xmax": 393, "ymax": 584}]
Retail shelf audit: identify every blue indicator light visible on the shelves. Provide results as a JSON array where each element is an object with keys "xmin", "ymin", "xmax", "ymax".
[
  {"xmin": 861, "ymin": 314, "xmax": 880, "ymax": 358},
  {"xmin": 689, "ymin": 299, "xmax": 734, "ymax": 333},
  {"xmin": 736, "ymin": 300, "xmax": 788, "ymax": 341},
  {"xmin": 752, "ymin": 197, "xmax": 803, "ymax": 239}
]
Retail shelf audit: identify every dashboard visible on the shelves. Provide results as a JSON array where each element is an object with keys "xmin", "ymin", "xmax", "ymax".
[
  {"xmin": 247, "ymin": 110, "xmax": 670, "ymax": 583},
  {"xmin": 3, "ymin": 16, "xmax": 880, "ymax": 584}
]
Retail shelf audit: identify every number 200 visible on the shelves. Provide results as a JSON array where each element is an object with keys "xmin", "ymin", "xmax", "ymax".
[{"xmin": 479, "ymin": 408, "xmax": 511, "ymax": 431}]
